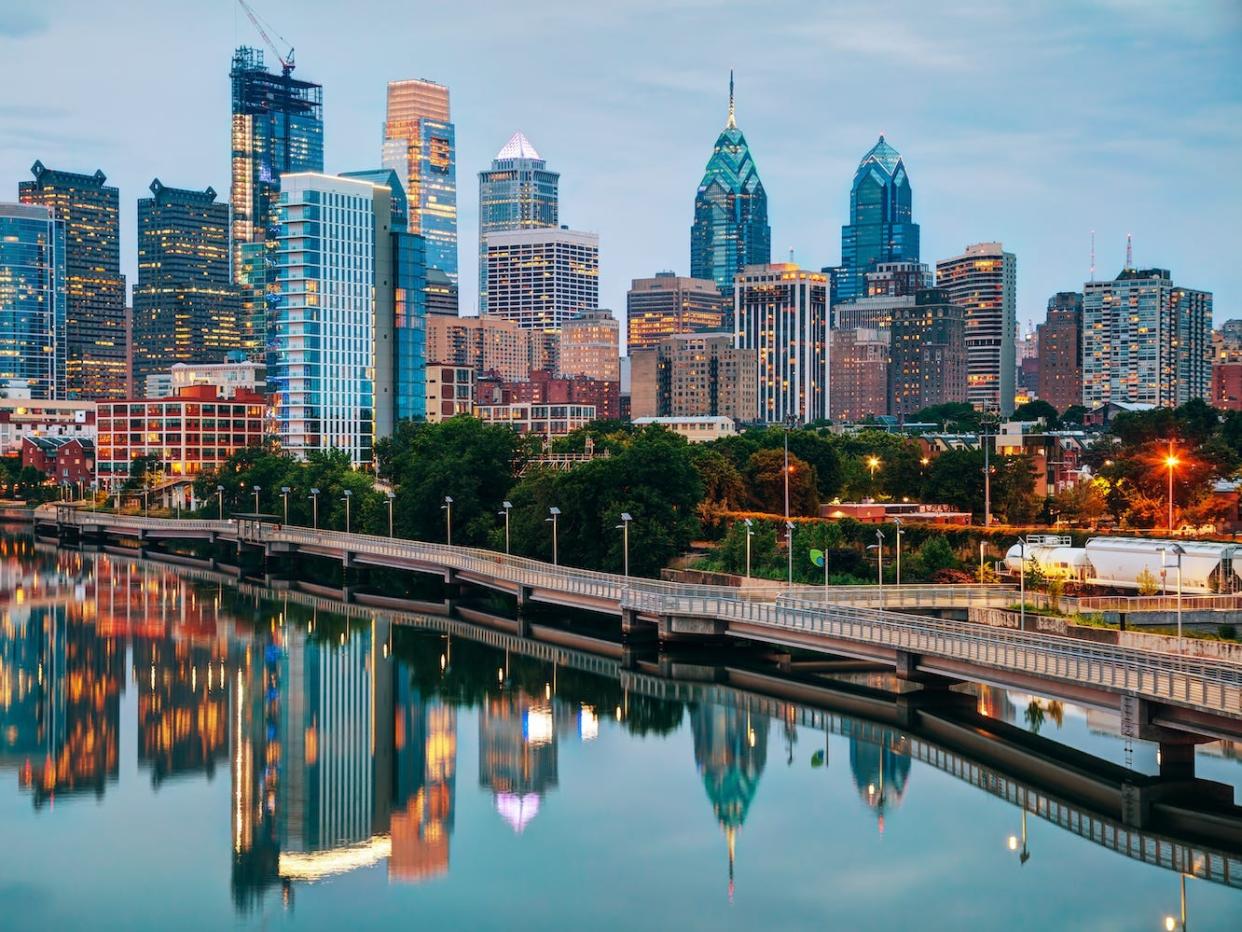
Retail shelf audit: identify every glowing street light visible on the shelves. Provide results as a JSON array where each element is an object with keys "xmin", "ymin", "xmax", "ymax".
[
  {"xmin": 547, "ymin": 507, "xmax": 561, "ymax": 565},
  {"xmin": 1006, "ymin": 809, "xmax": 1030, "ymax": 865},
  {"xmin": 1164, "ymin": 442, "xmax": 1180, "ymax": 534}
]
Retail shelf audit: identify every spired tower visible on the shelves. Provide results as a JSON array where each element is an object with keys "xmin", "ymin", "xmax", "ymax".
[
  {"xmin": 837, "ymin": 136, "xmax": 919, "ymax": 305},
  {"xmin": 690, "ymin": 73, "xmax": 771, "ymax": 307}
]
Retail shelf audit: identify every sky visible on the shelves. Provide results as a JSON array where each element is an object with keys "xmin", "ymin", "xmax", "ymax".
[{"xmin": 2, "ymin": 0, "xmax": 1241, "ymax": 340}]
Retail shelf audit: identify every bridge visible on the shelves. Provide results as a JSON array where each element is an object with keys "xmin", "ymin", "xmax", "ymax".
[{"xmin": 41, "ymin": 510, "xmax": 1242, "ymax": 756}]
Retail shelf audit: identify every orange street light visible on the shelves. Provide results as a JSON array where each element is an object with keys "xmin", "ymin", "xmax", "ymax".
[
  {"xmin": 867, "ymin": 456, "xmax": 881, "ymax": 480},
  {"xmin": 1165, "ymin": 442, "xmax": 1179, "ymax": 533}
]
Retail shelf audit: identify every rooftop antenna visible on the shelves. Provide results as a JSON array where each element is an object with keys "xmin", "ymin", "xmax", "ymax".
[
  {"xmin": 1089, "ymin": 230, "xmax": 1095, "ymax": 282},
  {"xmin": 1125, "ymin": 233, "xmax": 1133, "ymax": 270},
  {"xmin": 726, "ymin": 69, "xmax": 736, "ymax": 129},
  {"xmin": 789, "ymin": 246, "xmax": 795, "ymax": 264}
]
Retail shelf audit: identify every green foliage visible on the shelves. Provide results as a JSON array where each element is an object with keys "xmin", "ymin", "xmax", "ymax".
[
  {"xmin": 745, "ymin": 448, "xmax": 819, "ymax": 516},
  {"xmin": 709, "ymin": 519, "xmax": 782, "ymax": 577},
  {"xmin": 912, "ymin": 535, "xmax": 956, "ymax": 576},
  {"xmin": 913, "ymin": 402, "xmax": 983, "ymax": 432},
  {"xmin": 690, "ymin": 447, "xmax": 746, "ymax": 511},
  {"xmin": 1136, "ymin": 567, "xmax": 1159, "ymax": 596},
  {"xmin": 1012, "ymin": 399, "xmax": 1060, "ymax": 428}
]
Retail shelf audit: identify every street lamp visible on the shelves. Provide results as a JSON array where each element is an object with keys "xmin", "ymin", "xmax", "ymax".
[
  {"xmin": 342, "ymin": 489, "xmax": 352, "ymax": 534},
  {"xmin": 252, "ymin": 484, "xmax": 261, "ymax": 514},
  {"xmin": 1017, "ymin": 536, "xmax": 1029, "ymax": 630},
  {"xmin": 280, "ymin": 486, "xmax": 290, "ymax": 524},
  {"xmin": 871, "ymin": 529, "xmax": 885, "ymax": 601},
  {"xmin": 743, "ymin": 518, "xmax": 754, "ymax": 580},
  {"xmin": 979, "ymin": 540, "xmax": 987, "ymax": 583},
  {"xmin": 867, "ymin": 455, "xmax": 881, "ymax": 484},
  {"xmin": 1161, "ymin": 543, "xmax": 1185, "ymax": 638},
  {"xmin": 442, "ymin": 495, "xmax": 454, "ymax": 545},
  {"xmin": 499, "ymin": 500, "xmax": 512, "ymax": 554},
  {"xmin": 616, "ymin": 512, "xmax": 632, "ymax": 577},
  {"xmin": 1164, "ymin": 873, "xmax": 1189, "ymax": 932},
  {"xmin": 386, "ymin": 491, "xmax": 395, "ymax": 538},
  {"xmin": 1006, "ymin": 809, "xmax": 1030, "ymax": 865},
  {"xmin": 1164, "ymin": 442, "xmax": 1180, "ymax": 534},
  {"xmin": 893, "ymin": 517, "xmax": 904, "ymax": 586},
  {"xmin": 309, "ymin": 487, "xmax": 320, "ymax": 529},
  {"xmin": 547, "ymin": 507, "xmax": 561, "ymax": 565},
  {"xmin": 216, "ymin": 484, "xmax": 225, "ymax": 521}
]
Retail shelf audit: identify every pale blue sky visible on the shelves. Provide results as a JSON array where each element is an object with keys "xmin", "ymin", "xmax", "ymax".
[{"xmin": 2, "ymin": 0, "xmax": 1240, "ymax": 335}]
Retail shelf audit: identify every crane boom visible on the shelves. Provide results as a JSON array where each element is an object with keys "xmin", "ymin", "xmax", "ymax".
[{"xmin": 237, "ymin": 0, "xmax": 295, "ymax": 74}]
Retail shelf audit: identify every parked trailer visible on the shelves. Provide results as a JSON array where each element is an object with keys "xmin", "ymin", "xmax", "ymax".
[{"xmin": 1004, "ymin": 536, "xmax": 1240, "ymax": 594}]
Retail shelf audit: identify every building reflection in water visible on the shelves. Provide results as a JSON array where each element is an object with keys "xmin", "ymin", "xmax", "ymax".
[
  {"xmin": 390, "ymin": 678, "xmax": 457, "ymax": 882},
  {"xmin": 846, "ymin": 727, "xmax": 912, "ymax": 833},
  {"xmin": 479, "ymin": 689, "xmax": 558, "ymax": 834},
  {"xmin": 690, "ymin": 703, "xmax": 769, "ymax": 900}
]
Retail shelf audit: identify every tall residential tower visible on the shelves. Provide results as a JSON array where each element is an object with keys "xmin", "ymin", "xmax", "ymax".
[
  {"xmin": 0, "ymin": 203, "xmax": 65, "ymax": 399},
  {"xmin": 935, "ymin": 243, "xmax": 1017, "ymax": 415}
]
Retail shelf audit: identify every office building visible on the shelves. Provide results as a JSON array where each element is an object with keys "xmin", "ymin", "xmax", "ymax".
[
  {"xmin": 383, "ymin": 79, "xmax": 458, "ymax": 294},
  {"xmin": 270, "ymin": 173, "xmax": 395, "ymax": 465},
  {"xmin": 498, "ymin": 369, "xmax": 620, "ymax": 420},
  {"xmin": 132, "ymin": 180, "xmax": 243, "ymax": 385},
  {"xmin": 229, "ymin": 47, "xmax": 323, "ymax": 349},
  {"xmin": 426, "ymin": 315, "xmax": 535, "ymax": 381},
  {"xmin": 558, "ymin": 309, "xmax": 619, "ymax": 382},
  {"xmin": 888, "ymin": 288, "xmax": 968, "ymax": 418},
  {"xmin": 735, "ymin": 264, "xmax": 828, "ymax": 423},
  {"xmin": 626, "ymin": 273, "xmax": 727, "ymax": 352},
  {"xmin": 1082, "ymin": 267, "xmax": 1212, "ymax": 408},
  {"xmin": 425, "ymin": 269, "xmax": 459, "ymax": 317},
  {"xmin": 484, "ymin": 227, "xmax": 598, "ymax": 331},
  {"xmin": 935, "ymin": 243, "xmax": 1017, "ymax": 414},
  {"xmin": 833, "ymin": 261, "xmax": 931, "ymax": 332},
  {"xmin": 836, "ymin": 137, "xmax": 920, "ymax": 305},
  {"xmin": 629, "ymin": 332, "xmax": 757, "ymax": 422},
  {"xmin": 19, "ymin": 162, "xmax": 127, "ymax": 399},
  {"xmin": 0, "ymin": 203, "xmax": 65, "ymax": 399},
  {"xmin": 478, "ymin": 132, "xmax": 558, "ymax": 314},
  {"xmin": 425, "ymin": 363, "xmax": 475, "ymax": 423},
  {"xmin": 690, "ymin": 74, "xmax": 770, "ymax": 299},
  {"xmin": 829, "ymin": 328, "xmax": 889, "ymax": 422},
  {"xmin": 1036, "ymin": 291, "xmax": 1083, "ymax": 413}
]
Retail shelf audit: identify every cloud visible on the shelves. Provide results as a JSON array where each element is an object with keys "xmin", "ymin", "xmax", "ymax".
[{"xmin": 0, "ymin": 8, "xmax": 50, "ymax": 38}]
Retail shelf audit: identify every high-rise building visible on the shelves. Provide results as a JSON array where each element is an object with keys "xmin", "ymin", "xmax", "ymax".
[
  {"xmin": 425, "ymin": 314, "xmax": 536, "ymax": 381},
  {"xmin": 828, "ymin": 328, "xmax": 889, "ymax": 422},
  {"xmin": 735, "ymin": 264, "xmax": 828, "ymax": 423},
  {"xmin": 690, "ymin": 74, "xmax": 770, "ymax": 301},
  {"xmin": 1211, "ymin": 363, "xmax": 1242, "ymax": 411},
  {"xmin": 19, "ymin": 162, "xmax": 127, "ymax": 399},
  {"xmin": 229, "ymin": 47, "xmax": 323, "ymax": 350},
  {"xmin": 625, "ymin": 272, "xmax": 727, "ymax": 352},
  {"xmin": 836, "ymin": 137, "xmax": 919, "ymax": 306},
  {"xmin": 270, "ymin": 174, "xmax": 395, "ymax": 465},
  {"xmin": 888, "ymin": 288, "xmax": 968, "ymax": 418},
  {"xmin": 833, "ymin": 262, "xmax": 931, "ymax": 332},
  {"xmin": 383, "ymin": 79, "xmax": 458, "ymax": 295},
  {"xmin": 132, "ymin": 180, "xmax": 243, "ymax": 385},
  {"xmin": 558, "ymin": 309, "xmax": 619, "ymax": 382},
  {"xmin": 1082, "ymin": 267, "xmax": 1212, "ymax": 409},
  {"xmin": 630, "ymin": 332, "xmax": 757, "ymax": 422},
  {"xmin": 478, "ymin": 132, "xmax": 558, "ymax": 314},
  {"xmin": 484, "ymin": 228, "xmax": 598, "ymax": 332},
  {"xmin": 1036, "ymin": 291, "xmax": 1083, "ymax": 413},
  {"xmin": 0, "ymin": 203, "xmax": 65, "ymax": 399},
  {"xmin": 1212, "ymin": 319, "xmax": 1242, "ymax": 363},
  {"xmin": 935, "ymin": 243, "xmax": 1017, "ymax": 415}
]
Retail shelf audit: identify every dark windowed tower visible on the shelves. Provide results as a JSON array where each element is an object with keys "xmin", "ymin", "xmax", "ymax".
[
  {"xmin": 837, "ymin": 136, "xmax": 919, "ymax": 305},
  {"xmin": 133, "ymin": 180, "xmax": 244, "ymax": 386},
  {"xmin": 19, "ymin": 161, "xmax": 128, "ymax": 399},
  {"xmin": 230, "ymin": 47, "xmax": 323, "ymax": 353},
  {"xmin": 690, "ymin": 73, "xmax": 770, "ymax": 305}
]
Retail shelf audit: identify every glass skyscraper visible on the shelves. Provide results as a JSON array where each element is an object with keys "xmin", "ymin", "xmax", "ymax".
[
  {"xmin": 0, "ymin": 203, "xmax": 65, "ymax": 399},
  {"xmin": 133, "ymin": 180, "xmax": 243, "ymax": 385},
  {"xmin": 383, "ymin": 79, "xmax": 458, "ymax": 300},
  {"xmin": 19, "ymin": 162, "xmax": 127, "ymax": 399},
  {"xmin": 690, "ymin": 74, "xmax": 770, "ymax": 300},
  {"xmin": 229, "ymin": 47, "xmax": 324, "ymax": 353},
  {"xmin": 836, "ymin": 136, "xmax": 919, "ymax": 305},
  {"xmin": 478, "ymin": 132, "xmax": 559, "ymax": 314}
]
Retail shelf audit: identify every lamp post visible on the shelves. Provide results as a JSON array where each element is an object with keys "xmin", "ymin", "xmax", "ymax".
[
  {"xmin": 309, "ymin": 487, "xmax": 320, "ymax": 529},
  {"xmin": 743, "ymin": 518, "xmax": 753, "ymax": 580},
  {"xmin": 499, "ymin": 500, "xmax": 512, "ymax": 554},
  {"xmin": 1006, "ymin": 809, "xmax": 1030, "ymax": 865},
  {"xmin": 216, "ymin": 484, "xmax": 225, "ymax": 521},
  {"xmin": 342, "ymin": 489, "xmax": 352, "ymax": 534},
  {"xmin": 893, "ymin": 517, "xmax": 903, "ymax": 586},
  {"xmin": 1165, "ymin": 442, "xmax": 1179, "ymax": 534},
  {"xmin": 1162, "ymin": 543, "xmax": 1185, "ymax": 638},
  {"xmin": 872, "ymin": 529, "xmax": 885, "ymax": 601},
  {"xmin": 617, "ymin": 512, "xmax": 632, "ymax": 577},
  {"xmin": 867, "ymin": 455, "xmax": 881, "ymax": 495},
  {"xmin": 280, "ymin": 486, "xmax": 290, "ymax": 524},
  {"xmin": 386, "ymin": 491, "xmax": 395, "ymax": 538},
  {"xmin": 442, "ymin": 495, "xmax": 453, "ymax": 546},
  {"xmin": 547, "ymin": 507, "xmax": 561, "ymax": 566},
  {"xmin": 1164, "ymin": 873, "xmax": 1189, "ymax": 932},
  {"xmin": 979, "ymin": 540, "xmax": 987, "ymax": 583},
  {"xmin": 783, "ymin": 421, "xmax": 793, "ymax": 584},
  {"xmin": 252, "ymin": 485, "xmax": 261, "ymax": 514},
  {"xmin": 1018, "ymin": 537, "xmax": 1028, "ymax": 630}
]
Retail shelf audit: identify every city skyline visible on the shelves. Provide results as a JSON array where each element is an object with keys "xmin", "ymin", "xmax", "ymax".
[{"xmin": 2, "ymin": 0, "xmax": 1238, "ymax": 341}]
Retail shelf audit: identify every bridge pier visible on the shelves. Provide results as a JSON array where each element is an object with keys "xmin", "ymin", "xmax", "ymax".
[
  {"xmin": 894, "ymin": 650, "xmax": 959, "ymax": 690},
  {"xmin": 444, "ymin": 568, "xmax": 463, "ymax": 600}
]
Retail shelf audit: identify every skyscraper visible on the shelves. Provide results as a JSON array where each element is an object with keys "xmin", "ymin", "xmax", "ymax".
[
  {"xmin": 690, "ymin": 74, "xmax": 770, "ymax": 301},
  {"xmin": 270, "ymin": 173, "xmax": 395, "ymax": 465},
  {"xmin": 828, "ymin": 328, "xmax": 889, "ymax": 422},
  {"xmin": 836, "ymin": 137, "xmax": 920, "ymax": 305},
  {"xmin": 626, "ymin": 272, "xmax": 728, "ymax": 352},
  {"xmin": 19, "ymin": 162, "xmax": 127, "ymax": 399},
  {"xmin": 0, "ymin": 203, "xmax": 65, "ymax": 399},
  {"xmin": 935, "ymin": 243, "xmax": 1017, "ymax": 415},
  {"xmin": 478, "ymin": 132, "xmax": 559, "ymax": 314},
  {"xmin": 1036, "ymin": 291, "xmax": 1083, "ymax": 413},
  {"xmin": 735, "ymin": 264, "xmax": 828, "ymax": 423},
  {"xmin": 383, "ymin": 79, "xmax": 458, "ymax": 297},
  {"xmin": 132, "ymin": 180, "xmax": 243, "ymax": 385},
  {"xmin": 628, "ymin": 332, "xmax": 757, "ymax": 422},
  {"xmin": 1082, "ymin": 267, "xmax": 1212, "ymax": 408},
  {"xmin": 229, "ymin": 47, "xmax": 324, "ymax": 351},
  {"xmin": 484, "ymin": 228, "xmax": 599, "ymax": 332},
  {"xmin": 888, "ymin": 288, "xmax": 968, "ymax": 418}
]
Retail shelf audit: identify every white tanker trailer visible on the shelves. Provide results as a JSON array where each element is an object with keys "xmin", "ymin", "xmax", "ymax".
[{"xmin": 1003, "ymin": 535, "xmax": 1240, "ymax": 594}]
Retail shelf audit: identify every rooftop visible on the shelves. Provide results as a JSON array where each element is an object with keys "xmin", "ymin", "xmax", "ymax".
[{"xmin": 496, "ymin": 131, "xmax": 541, "ymax": 161}]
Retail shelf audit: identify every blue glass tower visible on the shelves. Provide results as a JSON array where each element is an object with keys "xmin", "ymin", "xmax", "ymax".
[
  {"xmin": 837, "ymin": 136, "xmax": 919, "ymax": 304},
  {"xmin": 0, "ymin": 203, "xmax": 66, "ymax": 398},
  {"xmin": 690, "ymin": 73, "xmax": 770, "ymax": 299}
]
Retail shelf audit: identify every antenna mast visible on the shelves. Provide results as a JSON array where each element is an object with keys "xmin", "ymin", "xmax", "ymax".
[
  {"xmin": 1089, "ymin": 230, "xmax": 1095, "ymax": 282},
  {"xmin": 1125, "ymin": 233, "xmax": 1133, "ymax": 270}
]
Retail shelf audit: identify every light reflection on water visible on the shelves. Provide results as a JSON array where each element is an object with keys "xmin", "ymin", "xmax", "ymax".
[{"xmin": 1, "ymin": 534, "xmax": 1240, "ymax": 931}]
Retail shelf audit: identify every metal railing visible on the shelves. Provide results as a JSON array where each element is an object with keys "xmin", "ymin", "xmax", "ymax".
[{"xmin": 1070, "ymin": 593, "xmax": 1242, "ymax": 614}]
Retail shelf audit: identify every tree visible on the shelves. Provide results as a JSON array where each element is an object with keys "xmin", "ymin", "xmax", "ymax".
[
  {"xmin": 1060, "ymin": 405, "xmax": 1088, "ymax": 427},
  {"xmin": 712, "ymin": 519, "xmax": 780, "ymax": 577},
  {"xmin": 1052, "ymin": 479, "xmax": 1108, "ymax": 527},
  {"xmin": 913, "ymin": 536, "xmax": 956, "ymax": 577},
  {"xmin": 691, "ymin": 447, "xmax": 746, "ymax": 511},
  {"xmin": 1013, "ymin": 399, "xmax": 1060, "ymax": 428},
  {"xmin": 913, "ymin": 402, "xmax": 982, "ymax": 432},
  {"xmin": 745, "ymin": 448, "xmax": 818, "ymax": 516}
]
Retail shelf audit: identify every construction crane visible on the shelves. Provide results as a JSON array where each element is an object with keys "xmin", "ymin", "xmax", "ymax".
[{"xmin": 237, "ymin": 0, "xmax": 295, "ymax": 75}]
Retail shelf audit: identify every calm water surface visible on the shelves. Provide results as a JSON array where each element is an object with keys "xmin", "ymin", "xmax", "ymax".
[{"xmin": 2, "ymin": 534, "xmax": 1241, "ymax": 930}]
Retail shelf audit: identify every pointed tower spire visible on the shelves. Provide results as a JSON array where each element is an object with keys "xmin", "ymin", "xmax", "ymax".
[{"xmin": 726, "ymin": 69, "xmax": 736, "ymax": 129}]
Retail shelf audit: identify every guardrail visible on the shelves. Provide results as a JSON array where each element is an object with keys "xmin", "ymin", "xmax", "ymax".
[{"xmin": 1070, "ymin": 594, "xmax": 1242, "ymax": 614}]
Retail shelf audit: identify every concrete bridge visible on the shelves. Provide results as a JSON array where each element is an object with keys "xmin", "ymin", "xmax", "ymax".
[{"xmin": 41, "ymin": 511, "xmax": 1242, "ymax": 756}]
